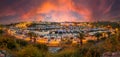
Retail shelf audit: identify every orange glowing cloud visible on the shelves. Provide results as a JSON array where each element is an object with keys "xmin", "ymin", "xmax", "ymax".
[
  {"xmin": 21, "ymin": 0, "xmax": 77, "ymax": 22},
  {"xmin": 20, "ymin": 0, "xmax": 117, "ymax": 22}
]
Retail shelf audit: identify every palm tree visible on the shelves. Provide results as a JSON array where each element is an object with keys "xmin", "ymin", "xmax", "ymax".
[
  {"xmin": 28, "ymin": 32, "xmax": 38, "ymax": 43},
  {"xmin": 33, "ymin": 33, "xmax": 38, "ymax": 43},
  {"xmin": 27, "ymin": 32, "xmax": 34, "ymax": 42},
  {"xmin": 107, "ymin": 31, "xmax": 111, "ymax": 38},
  {"xmin": 94, "ymin": 32, "xmax": 102, "ymax": 42},
  {"xmin": 77, "ymin": 32, "xmax": 85, "ymax": 46}
]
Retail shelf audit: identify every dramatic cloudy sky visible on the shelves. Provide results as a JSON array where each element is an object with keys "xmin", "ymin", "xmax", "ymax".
[{"xmin": 0, "ymin": 0, "xmax": 120, "ymax": 24}]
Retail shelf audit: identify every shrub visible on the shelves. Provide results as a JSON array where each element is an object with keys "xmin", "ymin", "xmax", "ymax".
[
  {"xmin": 0, "ymin": 29, "xmax": 4, "ymax": 35},
  {"xmin": 0, "ymin": 37, "xmax": 18, "ymax": 50},
  {"xmin": 55, "ymin": 48, "xmax": 76, "ymax": 57},
  {"xmin": 33, "ymin": 43, "xmax": 48, "ymax": 51},
  {"xmin": 16, "ymin": 39, "xmax": 28, "ymax": 47},
  {"xmin": 17, "ymin": 45, "xmax": 45, "ymax": 57}
]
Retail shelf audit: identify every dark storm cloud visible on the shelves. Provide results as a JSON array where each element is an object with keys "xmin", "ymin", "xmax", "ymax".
[
  {"xmin": 0, "ymin": 0, "xmax": 120, "ymax": 24},
  {"xmin": 0, "ymin": 0, "xmax": 46, "ymax": 24}
]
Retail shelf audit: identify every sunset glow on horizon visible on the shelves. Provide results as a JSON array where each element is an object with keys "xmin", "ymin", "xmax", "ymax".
[{"xmin": 0, "ymin": 0, "xmax": 120, "ymax": 24}]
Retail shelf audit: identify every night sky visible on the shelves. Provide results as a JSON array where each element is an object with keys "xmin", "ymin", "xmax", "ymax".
[{"xmin": 0, "ymin": 0, "xmax": 120, "ymax": 24}]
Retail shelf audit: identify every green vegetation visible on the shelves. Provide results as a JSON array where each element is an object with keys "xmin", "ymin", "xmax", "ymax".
[
  {"xmin": 94, "ymin": 32, "xmax": 102, "ymax": 42},
  {"xmin": 27, "ymin": 32, "xmax": 38, "ymax": 43},
  {"xmin": 77, "ymin": 32, "xmax": 85, "ymax": 46},
  {"xmin": 0, "ymin": 32, "xmax": 119, "ymax": 57},
  {"xmin": 0, "ymin": 22, "xmax": 120, "ymax": 57},
  {"xmin": 0, "ymin": 25, "xmax": 4, "ymax": 36},
  {"xmin": 91, "ymin": 21, "xmax": 120, "ymax": 28},
  {"xmin": 0, "ymin": 29, "xmax": 4, "ymax": 35},
  {"xmin": 0, "ymin": 37, "xmax": 18, "ymax": 50},
  {"xmin": 17, "ymin": 45, "xmax": 45, "ymax": 57},
  {"xmin": 0, "ymin": 35, "xmax": 48, "ymax": 57}
]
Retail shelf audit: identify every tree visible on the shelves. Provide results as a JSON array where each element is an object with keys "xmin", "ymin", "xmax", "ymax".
[
  {"xmin": 33, "ymin": 43, "xmax": 48, "ymax": 51},
  {"xmin": 107, "ymin": 32, "xmax": 111, "ymax": 38},
  {"xmin": 28, "ymin": 32, "xmax": 38, "ymax": 43},
  {"xmin": 33, "ymin": 33, "xmax": 38, "ymax": 43},
  {"xmin": 27, "ymin": 32, "xmax": 34, "ymax": 42},
  {"xmin": 0, "ymin": 24, "xmax": 4, "ymax": 35},
  {"xmin": 0, "ymin": 29, "xmax": 4, "ymax": 35},
  {"xmin": 17, "ymin": 45, "xmax": 44, "ymax": 57},
  {"xmin": 77, "ymin": 32, "xmax": 85, "ymax": 46},
  {"xmin": 94, "ymin": 32, "xmax": 102, "ymax": 42},
  {"xmin": 0, "ymin": 37, "xmax": 18, "ymax": 50}
]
